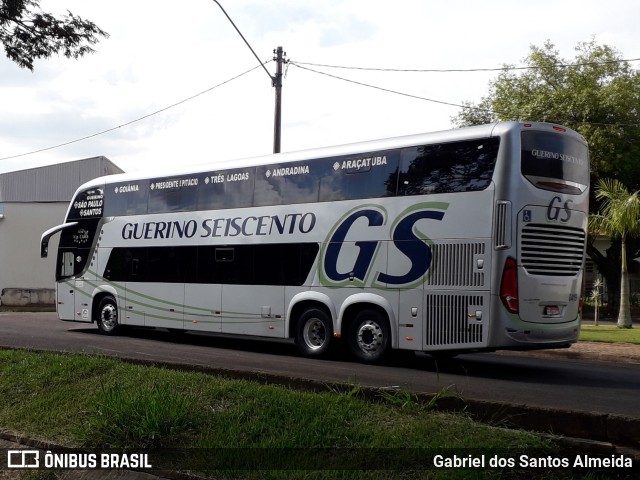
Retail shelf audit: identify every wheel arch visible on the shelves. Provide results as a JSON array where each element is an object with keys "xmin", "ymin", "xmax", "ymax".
[
  {"xmin": 287, "ymin": 291, "xmax": 336, "ymax": 339},
  {"xmin": 338, "ymin": 293, "xmax": 397, "ymax": 349},
  {"xmin": 91, "ymin": 286, "xmax": 119, "ymax": 323}
]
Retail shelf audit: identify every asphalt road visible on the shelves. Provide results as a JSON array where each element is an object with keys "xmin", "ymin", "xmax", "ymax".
[{"xmin": 1, "ymin": 312, "xmax": 639, "ymax": 419}]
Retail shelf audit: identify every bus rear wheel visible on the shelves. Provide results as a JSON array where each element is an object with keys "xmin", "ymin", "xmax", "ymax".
[
  {"xmin": 295, "ymin": 308, "xmax": 333, "ymax": 358},
  {"xmin": 96, "ymin": 296, "xmax": 121, "ymax": 335},
  {"xmin": 347, "ymin": 309, "xmax": 390, "ymax": 364}
]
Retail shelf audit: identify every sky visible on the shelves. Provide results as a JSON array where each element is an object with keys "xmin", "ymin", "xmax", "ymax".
[{"xmin": 0, "ymin": 0, "xmax": 639, "ymax": 174}]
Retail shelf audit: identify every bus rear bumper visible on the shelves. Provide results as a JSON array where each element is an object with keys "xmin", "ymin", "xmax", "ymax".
[{"xmin": 501, "ymin": 322, "xmax": 580, "ymax": 347}]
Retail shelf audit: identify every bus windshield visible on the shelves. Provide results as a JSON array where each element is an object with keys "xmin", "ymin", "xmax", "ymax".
[{"xmin": 520, "ymin": 130, "xmax": 589, "ymax": 195}]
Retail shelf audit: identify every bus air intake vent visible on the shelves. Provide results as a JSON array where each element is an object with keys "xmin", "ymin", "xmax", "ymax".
[
  {"xmin": 425, "ymin": 294, "xmax": 484, "ymax": 346},
  {"xmin": 521, "ymin": 224, "xmax": 585, "ymax": 276},
  {"xmin": 426, "ymin": 242, "xmax": 486, "ymax": 287}
]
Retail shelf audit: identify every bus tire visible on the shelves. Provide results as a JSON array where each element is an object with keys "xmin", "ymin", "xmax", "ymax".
[
  {"xmin": 295, "ymin": 308, "xmax": 333, "ymax": 358},
  {"xmin": 347, "ymin": 309, "xmax": 390, "ymax": 364},
  {"xmin": 96, "ymin": 296, "xmax": 121, "ymax": 335}
]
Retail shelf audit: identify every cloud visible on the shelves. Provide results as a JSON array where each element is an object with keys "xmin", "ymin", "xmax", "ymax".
[{"xmin": 0, "ymin": 0, "xmax": 638, "ymax": 175}]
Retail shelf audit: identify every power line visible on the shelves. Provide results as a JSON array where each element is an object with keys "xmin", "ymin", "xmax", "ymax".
[
  {"xmin": 0, "ymin": 61, "xmax": 271, "ymax": 162},
  {"xmin": 210, "ymin": 0, "xmax": 273, "ymax": 83},
  {"xmin": 209, "ymin": 0, "xmax": 285, "ymax": 153},
  {"xmin": 289, "ymin": 61, "xmax": 490, "ymax": 110},
  {"xmin": 289, "ymin": 61, "xmax": 640, "ymax": 128},
  {"xmin": 293, "ymin": 57, "xmax": 640, "ymax": 73}
]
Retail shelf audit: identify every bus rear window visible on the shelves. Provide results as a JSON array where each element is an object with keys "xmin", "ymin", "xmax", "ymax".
[{"xmin": 521, "ymin": 130, "xmax": 589, "ymax": 195}]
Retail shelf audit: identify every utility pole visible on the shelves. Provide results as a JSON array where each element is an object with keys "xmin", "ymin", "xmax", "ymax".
[
  {"xmin": 272, "ymin": 46, "xmax": 286, "ymax": 154},
  {"xmin": 209, "ymin": 2, "xmax": 286, "ymax": 154}
]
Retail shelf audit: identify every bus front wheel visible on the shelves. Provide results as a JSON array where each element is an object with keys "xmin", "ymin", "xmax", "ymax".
[
  {"xmin": 96, "ymin": 296, "xmax": 121, "ymax": 335},
  {"xmin": 347, "ymin": 309, "xmax": 390, "ymax": 364},
  {"xmin": 295, "ymin": 308, "xmax": 333, "ymax": 358}
]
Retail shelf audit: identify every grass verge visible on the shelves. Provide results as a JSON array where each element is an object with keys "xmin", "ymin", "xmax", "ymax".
[
  {"xmin": 580, "ymin": 325, "xmax": 640, "ymax": 344},
  {"xmin": 0, "ymin": 349, "xmax": 621, "ymax": 479}
]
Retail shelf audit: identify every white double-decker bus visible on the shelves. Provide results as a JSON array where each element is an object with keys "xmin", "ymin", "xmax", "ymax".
[{"xmin": 41, "ymin": 122, "xmax": 589, "ymax": 363}]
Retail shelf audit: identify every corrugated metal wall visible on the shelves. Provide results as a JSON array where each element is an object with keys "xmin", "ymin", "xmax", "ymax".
[{"xmin": 0, "ymin": 156, "xmax": 123, "ymax": 202}]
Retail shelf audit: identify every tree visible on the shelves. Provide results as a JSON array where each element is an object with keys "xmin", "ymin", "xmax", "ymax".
[
  {"xmin": 0, "ymin": 0, "xmax": 107, "ymax": 71},
  {"xmin": 453, "ymin": 40, "xmax": 640, "ymax": 190},
  {"xmin": 589, "ymin": 278, "xmax": 603, "ymax": 326},
  {"xmin": 589, "ymin": 179, "xmax": 640, "ymax": 329}
]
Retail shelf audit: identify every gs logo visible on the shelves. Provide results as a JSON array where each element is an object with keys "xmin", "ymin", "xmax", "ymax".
[
  {"xmin": 319, "ymin": 203, "xmax": 448, "ymax": 288},
  {"xmin": 547, "ymin": 196, "xmax": 573, "ymax": 223}
]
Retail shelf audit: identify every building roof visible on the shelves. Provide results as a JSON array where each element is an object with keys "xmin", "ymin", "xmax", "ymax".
[{"xmin": 0, "ymin": 156, "xmax": 123, "ymax": 202}]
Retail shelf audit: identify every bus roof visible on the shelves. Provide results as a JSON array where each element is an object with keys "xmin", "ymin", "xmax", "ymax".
[{"xmin": 75, "ymin": 121, "xmax": 582, "ymax": 191}]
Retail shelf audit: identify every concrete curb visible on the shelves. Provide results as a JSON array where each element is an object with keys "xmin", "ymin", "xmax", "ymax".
[{"xmin": 433, "ymin": 396, "xmax": 640, "ymax": 449}]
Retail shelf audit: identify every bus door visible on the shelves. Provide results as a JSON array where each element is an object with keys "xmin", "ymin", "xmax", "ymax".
[
  {"xmin": 56, "ymin": 250, "xmax": 78, "ymax": 321},
  {"xmin": 56, "ymin": 246, "xmax": 93, "ymax": 322},
  {"xmin": 47, "ymin": 219, "xmax": 97, "ymax": 322}
]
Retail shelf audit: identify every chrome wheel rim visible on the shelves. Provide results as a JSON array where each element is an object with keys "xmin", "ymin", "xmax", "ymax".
[
  {"xmin": 302, "ymin": 317, "xmax": 326, "ymax": 351},
  {"xmin": 100, "ymin": 304, "xmax": 117, "ymax": 331},
  {"xmin": 356, "ymin": 320, "xmax": 384, "ymax": 355}
]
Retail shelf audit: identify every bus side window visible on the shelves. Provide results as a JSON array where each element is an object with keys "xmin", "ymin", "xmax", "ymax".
[
  {"xmin": 399, "ymin": 138, "xmax": 499, "ymax": 195},
  {"xmin": 105, "ymin": 248, "xmax": 134, "ymax": 281},
  {"xmin": 61, "ymin": 252, "xmax": 74, "ymax": 278}
]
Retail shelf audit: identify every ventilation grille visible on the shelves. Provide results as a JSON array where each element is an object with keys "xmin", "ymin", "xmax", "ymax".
[
  {"xmin": 494, "ymin": 201, "xmax": 510, "ymax": 249},
  {"xmin": 521, "ymin": 224, "xmax": 585, "ymax": 276},
  {"xmin": 426, "ymin": 243, "xmax": 485, "ymax": 287},
  {"xmin": 425, "ymin": 294, "xmax": 484, "ymax": 346}
]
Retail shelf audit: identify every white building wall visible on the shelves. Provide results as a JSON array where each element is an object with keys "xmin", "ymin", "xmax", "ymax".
[{"xmin": 0, "ymin": 202, "xmax": 66, "ymax": 305}]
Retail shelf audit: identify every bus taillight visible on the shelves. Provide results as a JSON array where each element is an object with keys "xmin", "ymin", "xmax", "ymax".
[{"xmin": 500, "ymin": 257, "xmax": 519, "ymax": 314}]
